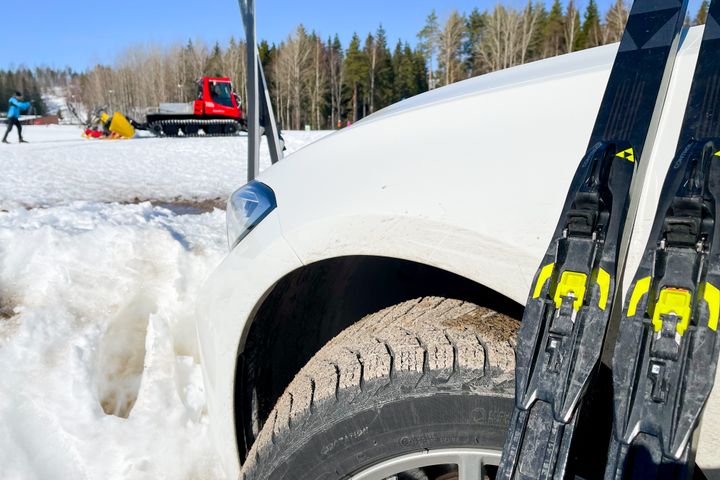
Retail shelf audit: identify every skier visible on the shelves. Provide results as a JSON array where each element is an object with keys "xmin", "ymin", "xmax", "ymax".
[{"xmin": 2, "ymin": 91, "xmax": 31, "ymax": 144}]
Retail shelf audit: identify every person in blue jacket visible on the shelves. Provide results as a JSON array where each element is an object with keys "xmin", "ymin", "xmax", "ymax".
[{"xmin": 3, "ymin": 91, "xmax": 31, "ymax": 144}]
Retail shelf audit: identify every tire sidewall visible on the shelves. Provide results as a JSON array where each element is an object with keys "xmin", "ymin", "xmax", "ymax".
[{"xmin": 249, "ymin": 391, "xmax": 512, "ymax": 479}]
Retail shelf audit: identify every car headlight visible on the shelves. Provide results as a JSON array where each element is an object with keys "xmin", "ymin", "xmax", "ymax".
[{"xmin": 226, "ymin": 181, "xmax": 277, "ymax": 249}]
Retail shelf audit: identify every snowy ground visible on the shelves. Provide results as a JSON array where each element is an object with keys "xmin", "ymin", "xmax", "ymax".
[
  {"xmin": 0, "ymin": 126, "xmax": 330, "ymax": 479},
  {"xmin": 1, "ymin": 125, "xmax": 329, "ymax": 209}
]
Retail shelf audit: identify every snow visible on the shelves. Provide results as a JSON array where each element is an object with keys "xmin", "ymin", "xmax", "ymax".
[
  {"xmin": 0, "ymin": 126, "xmax": 329, "ymax": 479},
  {"xmin": 0, "ymin": 125, "xmax": 331, "ymax": 210}
]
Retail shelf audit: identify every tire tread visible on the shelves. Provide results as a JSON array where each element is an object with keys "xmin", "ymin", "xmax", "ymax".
[{"xmin": 241, "ymin": 296, "xmax": 519, "ymax": 478}]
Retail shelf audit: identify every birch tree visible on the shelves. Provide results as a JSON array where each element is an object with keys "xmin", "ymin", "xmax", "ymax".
[
  {"xmin": 605, "ymin": 0, "xmax": 629, "ymax": 43},
  {"xmin": 438, "ymin": 11, "xmax": 466, "ymax": 86},
  {"xmin": 564, "ymin": 0, "xmax": 581, "ymax": 53},
  {"xmin": 308, "ymin": 33, "xmax": 327, "ymax": 128},
  {"xmin": 477, "ymin": 3, "xmax": 539, "ymax": 71},
  {"xmin": 275, "ymin": 26, "xmax": 312, "ymax": 129}
]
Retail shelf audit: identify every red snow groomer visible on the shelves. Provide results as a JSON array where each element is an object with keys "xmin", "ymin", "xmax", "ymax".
[{"xmin": 143, "ymin": 77, "xmax": 247, "ymax": 137}]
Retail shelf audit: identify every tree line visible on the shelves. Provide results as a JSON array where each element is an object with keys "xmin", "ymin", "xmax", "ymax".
[
  {"xmin": 4, "ymin": 0, "xmax": 711, "ymax": 129},
  {"xmin": 0, "ymin": 69, "xmax": 48, "ymax": 116}
]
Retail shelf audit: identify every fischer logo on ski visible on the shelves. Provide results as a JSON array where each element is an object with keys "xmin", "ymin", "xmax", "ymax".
[
  {"xmin": 497, "ymin": 0, "xmax": 689, "ymax": 478},
  {"xmin": 617, "ymin": 148, "xmax": 636, "ymax": 162}
]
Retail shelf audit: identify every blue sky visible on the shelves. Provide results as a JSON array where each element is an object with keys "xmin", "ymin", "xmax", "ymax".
[{"xmin": 2, "ymin": 0, "xmax": 702, "ymax": 71}]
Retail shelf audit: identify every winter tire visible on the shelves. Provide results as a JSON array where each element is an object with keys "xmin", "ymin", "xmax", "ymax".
[{"xmin": 240, "ymin": 297, "xmax": 519, "ymax": 480}]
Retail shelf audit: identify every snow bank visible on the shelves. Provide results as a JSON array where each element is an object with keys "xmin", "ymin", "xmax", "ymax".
[
  {"xmin": 0, "ymin": 202, "xmax": 227, "ymax": 480},
  {"xmin": 0, "ymin": 126, "xmax": 332, "ymax": 210}
]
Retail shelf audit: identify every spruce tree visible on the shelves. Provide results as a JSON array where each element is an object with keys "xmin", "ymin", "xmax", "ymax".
[
  {"xmin": 344, "ymin": 33, "xmax": 369, "ymax": 122},
  {"xmin": 413, "ymin": 47, "xmax": 429, "ymax": 93},
  {"xmin": 544, "ymin": 0, "xmax": 565, "ymax": 57},
  {"xmin": 258, "ymin": 40, "xmax": 274, "ymax": 69},
  {"xmin": 400, "ymin": 43, "xmax": 415, "ymax": 101},
  {"xmin": 463, "ymin": 8, "xmax": 486, "ymax": 76},
  {"xmin": 373, "ymin": 26, "xmax": 394, "ymax": 110},
  {"xmin": 327, "ymin": 35, "xmax": 345, "ymax": 127},
  {"xmin": 392, "ymin": 41, "xmax": 428, "ymax": 102},
  {"xmin": 206, "ymin": 42, "xmax": 224, "ymax": 77},
  {"xmin": 391, "ymin": 41, "xmax": 406, "ymax": 101},
  {"xmin": 363, "ymin": 33, "xmax": 375, "ymax": 115},
  {"xmin": 579, "ymin": 0, "xmax": 602, "ymax": 48},
  {"xmin": 528, "ymin": 2, "xmax": 549, "ymax": 62}
]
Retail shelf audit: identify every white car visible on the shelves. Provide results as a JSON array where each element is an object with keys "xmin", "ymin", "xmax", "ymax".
[{"xmin": 196, "ymin": 25, "xmax": 720, "ymax": 479}]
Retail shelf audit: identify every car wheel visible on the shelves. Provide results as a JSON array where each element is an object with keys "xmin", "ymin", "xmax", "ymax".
[{"xmin": 240, "ymin": 297, "xmax": 519, "ymax": 480}]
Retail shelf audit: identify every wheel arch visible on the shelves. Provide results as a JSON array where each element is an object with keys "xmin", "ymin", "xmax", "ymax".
[{"xmin": 234, "ymin": 254, "xmax": 522, "ymax": 460}]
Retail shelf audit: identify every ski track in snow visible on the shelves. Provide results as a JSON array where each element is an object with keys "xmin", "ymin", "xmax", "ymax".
[{"xmin": 0, "ymin": 126, "xmax": 330, "ymax": 479}]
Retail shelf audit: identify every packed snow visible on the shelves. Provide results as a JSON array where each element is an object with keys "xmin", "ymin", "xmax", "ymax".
[{"xmin": 0, "ymin": 126, "xmax": 330, "ymax": 479}]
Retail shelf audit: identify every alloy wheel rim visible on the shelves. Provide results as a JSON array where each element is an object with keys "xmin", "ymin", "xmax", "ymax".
[{"xmin": 350, "ymin": 447, "xmax": 502, "ymax": 480}]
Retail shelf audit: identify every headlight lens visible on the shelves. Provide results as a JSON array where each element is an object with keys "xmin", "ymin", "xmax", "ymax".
[{"xmin": 226, "ymin": 181, "xmax": 277, "ymax": 249}]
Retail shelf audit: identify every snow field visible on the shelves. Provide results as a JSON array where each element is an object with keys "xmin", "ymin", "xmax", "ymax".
[
  {"xmin": 0, "ymin": 127, "xmax": 329, "ymax": 479},
  {"xmin": 0, "ymin": 126, "xmax": 331, "ymax": 210}
]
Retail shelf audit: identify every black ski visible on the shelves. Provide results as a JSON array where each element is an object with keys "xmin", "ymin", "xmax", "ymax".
[
  {"xmin": 606, "ymin": 1, "xmax": 720, "ymax": 476},
  {"xmin": 498, "ymin": 0, "xmax": 689, "ymax": 477}
]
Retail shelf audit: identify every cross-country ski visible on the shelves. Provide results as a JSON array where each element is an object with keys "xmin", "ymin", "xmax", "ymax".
[
  {"xmin": 498, "ymin": 0, "xmax": 688, "ymax": 476},
  {"xmin": 606, "ymin": 0, "xmax": 720, "ymax": 476}
]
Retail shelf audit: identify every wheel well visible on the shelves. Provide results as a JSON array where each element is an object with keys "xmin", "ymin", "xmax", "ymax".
[{"xmin": 235, "ymin": 255, "xmax": 523, "ymax": 459}]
